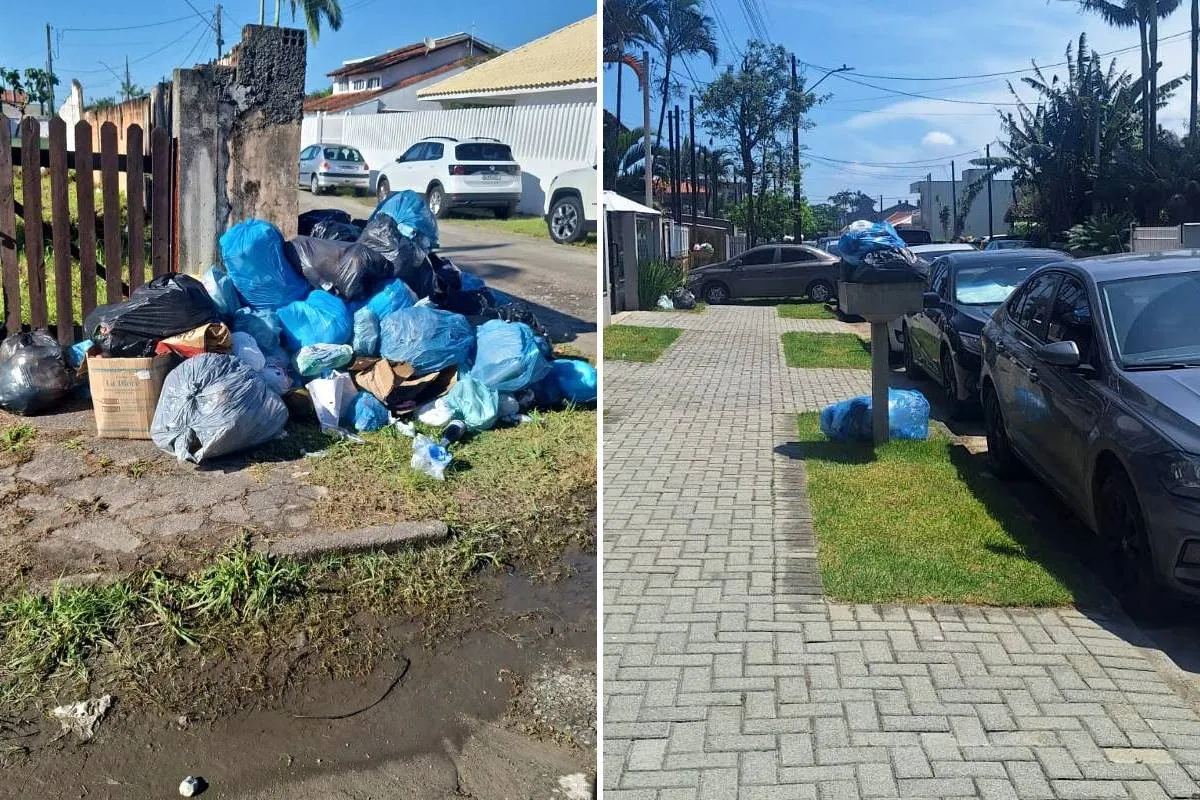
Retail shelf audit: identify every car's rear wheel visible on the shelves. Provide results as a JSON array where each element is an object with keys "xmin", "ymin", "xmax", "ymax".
[
  {"xmin": 702, "ymin": 281, "xmax": 730, "ymax": 304},
  {"xmin": 494, "ymin": 204, "xmax": 515, "ymax": 220},
  {"xmin": 309, "ymin": 174, "xmax": 321, "ymax": 195},
  {"xmin": 806, "ymin": 279, "xmax": 834, "ymax": 304},
  {"xmin": 1097, "ymin": 466, "xmax": 1164, "ymax": 618},
  {"xmin": 941, "ymin": 348, "xmax": 967, "ymax": 418},
  {"xmin": 548, "ymin": 195, "xmax": 585, "ymax": 243},
  {"xmin": 982, "ymin": 383, "xmax": 1021, "ymax": 478},
  {"xmin": 902, "ymin": 325, "xmax": 924, "ymax": 379},
  {"xmin": 376, "ymin": 177, "xmax": 390, "ymax": 203},
  {"xmin": 427, "ymin": 184, "xmax": 447, "ymax": 218}
]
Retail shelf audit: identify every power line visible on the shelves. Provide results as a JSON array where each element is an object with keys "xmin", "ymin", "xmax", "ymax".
[
  {"xmin": 181, "ymin": 0, "xmax": 219, "ymax": 34},
  {"xmin": 57, "ymin": 19, "xmax": 208, "ymax": 75},
  {"xmin": 805, "ymin": 149, "xmax": 986, "ymax": 167},
  {"xmin": 59, "ymin": 13, "xmax": 197, "ymax": 33},
  {"xmin": 821, "ymin": 68, "xmax": 1024, "ymax": 107},
  {"xmin": 176, "ymin": 22, "xmax": 212, "ymax": 70}
]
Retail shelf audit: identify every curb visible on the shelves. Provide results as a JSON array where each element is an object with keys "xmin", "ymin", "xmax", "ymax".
[{"xmin": 253, "ymin": 520, "xmax": 451, "ymax": 560}]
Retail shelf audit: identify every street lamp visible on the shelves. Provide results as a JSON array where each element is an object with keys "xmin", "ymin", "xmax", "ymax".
[{"xmin": 792, "ymin": 63, "xmax": 853, "ymax": 242}]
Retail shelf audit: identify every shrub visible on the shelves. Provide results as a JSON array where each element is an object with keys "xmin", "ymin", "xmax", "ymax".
[{"xmin": 637, "ymin": 259, "xmax": 686, "ymax": 310}]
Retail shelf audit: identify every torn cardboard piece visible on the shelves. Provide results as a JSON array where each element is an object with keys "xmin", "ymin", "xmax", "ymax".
[
  {"xmin": 154, "ymin": 323, "xmax": 232, "ymax": 358},
  {"xmin": 353, "ymin": 360, "xmax": 455, "ymax": 413}
]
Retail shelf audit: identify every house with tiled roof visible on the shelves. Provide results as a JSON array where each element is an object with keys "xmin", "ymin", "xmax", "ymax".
[
  {"xmin": 303, "ymin": 33, "xmax": 503, "ymax": 115},
  {"xmin": 417, "ymin": 15, "xmax": 596, "ymax": 107}
]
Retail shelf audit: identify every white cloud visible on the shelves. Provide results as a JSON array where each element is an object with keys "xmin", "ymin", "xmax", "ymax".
[{"xmin": 922, "ymin": 130, "xmax": 957, "ymax": 148}]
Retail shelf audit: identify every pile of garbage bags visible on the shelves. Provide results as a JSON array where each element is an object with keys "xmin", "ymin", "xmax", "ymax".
[
  {"xmin": 0, "ymin": 189, "xmax": 597, "ymax": 474},
  {"xmin": 838, "ymin": 220, "xmax": 922, "ymax": 284}
]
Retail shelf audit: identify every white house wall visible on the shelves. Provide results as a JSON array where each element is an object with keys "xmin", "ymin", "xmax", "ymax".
[
  {"xmin": 303, "ymin": 100, "xmax": 597, "ymax": 215},
  {"xmin": 374, "ymin": 69, "xmax": 472, "ymax": 112}
]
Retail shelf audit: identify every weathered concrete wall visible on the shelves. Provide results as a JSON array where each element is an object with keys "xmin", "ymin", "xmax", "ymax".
[{"xmin": 173, "ymin": 25, "xmax": 305, "ymax": 274}]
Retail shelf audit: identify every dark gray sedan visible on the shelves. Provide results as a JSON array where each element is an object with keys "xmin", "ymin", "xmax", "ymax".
[
  {"xmin": 687, "ymin": 244, "xmax": 841, "ymax": 304},
  {"xmin": 980, "ymin": 252, "xmax": 1200, "ymax": 608}
]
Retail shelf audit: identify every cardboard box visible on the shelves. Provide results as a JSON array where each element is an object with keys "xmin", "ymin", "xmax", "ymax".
[{"xmin": 87, "ymin": 354, "xmax": 176, "ymax": 439}]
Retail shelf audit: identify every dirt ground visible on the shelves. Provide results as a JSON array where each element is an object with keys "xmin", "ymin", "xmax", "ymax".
[{"xmin": 0, "ymin": 553, "xmax": 597, "ymax": 800}]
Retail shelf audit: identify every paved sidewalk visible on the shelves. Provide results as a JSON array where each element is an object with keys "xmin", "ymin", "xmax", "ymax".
[{"xmin": 604, "ymin": 305, "xmax": 1200, "ymax": 799}]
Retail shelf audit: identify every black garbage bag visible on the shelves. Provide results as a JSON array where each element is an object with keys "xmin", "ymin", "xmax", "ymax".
[
  {"xmin": 0, "ymin": 332, "xmax": 74, "ymax": 415},
  {"xmin": 670, "ymin": 286, "xmax": 697, "ymax": 310},
  {"xmin": 310, "ymin": 219, "xmax": 363, "ymax": 242},
  {"xmin": 284, "ymin": 236, "xmax": 390, "ymax": 301},
  {"xmin": 84, "ymin": 274, "xmax": 220, "ymax": 358},
  {"xmin": 839, "ymin": 247, "xmax": 923, "ymax": 284},
  {"xmin": 298, "ymin": 208, "xmax": 351, "ymax": 237},
  {"xmin": 472, "ymin": 292, "xmax": 549, "ymax": 339},
  {"xmin": 357, "ymin": 215, "xmax": 435, "ymax": 298}
]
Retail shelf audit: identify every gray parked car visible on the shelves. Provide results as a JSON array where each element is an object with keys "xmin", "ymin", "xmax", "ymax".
[
  {"xmin": 980, "ymin": 252, "xmax": 1200, "ymax": 608},
  {"xmin": 687, "ymin": 244, "xmax": 841, "ymax": 304},
  {"xmin": 298, "ymin": 143, "xmax": 370, "ymax": 195}
]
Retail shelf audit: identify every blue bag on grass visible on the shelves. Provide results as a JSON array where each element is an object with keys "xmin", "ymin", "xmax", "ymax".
[
  {"xmin": 218, "ymin": 219, "xmax": 309, "ymax": 310},
  {"xmin": 547, "ymin": 358, "xmax": 597, "ymax": 404},
  {"xmin": 444, "ymin": 375, "xmax": 500, "ymax": 431},
  {"xmin": 469, "ymin": 320, "xmax": 551, "ymax": 393},
  {"xmin": 293, "ymin": 344, "xmax": 354, "ymax": 377},
  {"xmin": 350, "ymin": 390, "xmax": 390, "ymax": 432},
  {"xmin": 277, "ymin": 290, "xmax": 352, "ymax": 351},
  {"xmin": 819, "ymin": 388, "xmax": 930, "ymax": 442},
  {"xmin": 378, "ymin": 306, "xmax": 474, "ymax": 374}
]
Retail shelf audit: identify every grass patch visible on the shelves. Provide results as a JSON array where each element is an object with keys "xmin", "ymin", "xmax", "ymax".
[
  {"xmin": 796, "ymin": 412, "xmax": 1075, "ymax": 606},
  {"xmin": 604, "ymin": 324, "xmax": 681, "ymax": 362},
  {"xmin": 446, "ymin": 212, "xmax": 597, "ymax": 250},
  {"xmin": 782, "ymin": 332, "xmax": 870, "ymax": 369},
  {"xmin": 778, "ymin": 302, "xmax": 835, "ymax": 320}
]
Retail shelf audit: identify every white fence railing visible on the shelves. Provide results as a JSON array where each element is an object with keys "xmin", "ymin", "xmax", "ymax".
[
  {"xmin": 728, "ymin": 234, "xmax": 747, "ymax": 258},
  {"xmin": 1130, "ymin": 225, "xmax": 1183, "ymax": 253},
  {"xmin": 302, "ymin": 102, "xmax": 596, "ymax": 215}
]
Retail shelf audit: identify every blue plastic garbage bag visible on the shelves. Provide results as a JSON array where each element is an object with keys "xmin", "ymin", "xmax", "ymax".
[
  {"xmin": 444, "ymin": 375, "xmax": 500, "ymax": 431},
  {"xmin": 547, "ymin": 358, "xmax": 596, "ymax": 404},
  {"xmin": 469, "ymin": 319, "xmax": 551, "ymax": 392},
  {"xmin": 293, "ymin": 343, "xmax": 354, "ymax": 377},
  {"xmin": 150, "ymin": 353, "xmax": 288, "ymax": 464},
  {"xmin": 371, "ymin": 189, "xmax": 439, "ymax": 249},
  {"xmin": 819, "ymin": 388, "xmax": 930, "ymax": 442},
  {"xmin": 231, "ymin": 308, "xmax": 286, "ymax": 361},
  {"xmin": 837, "ymin": 221, "xmax": 907, "ymax": 267},
  {"xmin": 351, "ymin": 308, "xmax": 380, "ymax": 357},
  {"xmin": 202, "ymin": 264, "xmax": 241, "ymax": 318},
  {"xmin": 364, "ymin": 277, "xmax": 417, "ymax": 319},
  {"xmin": 378, "ymin": 306, "xmax": 474, "ymax": 374},
  {"xmin": 218, "ymin": 219, "xmax": 309, "ymax": 310},
  {"xmin": 350, "ymin": 390, "xmax": 390, "ymax": 432},
  {"xmin": 277, "ymin": 290, "xmax": 352, "ymax": 351}
]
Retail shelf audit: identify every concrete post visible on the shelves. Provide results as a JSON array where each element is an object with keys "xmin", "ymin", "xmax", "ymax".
[
  {"xmin": 172, "ymin": 25, "xmax": 306, "ymax": 274},
  {"xmin": 870, "ymin": 322, "xmax": 890, "ymax": 445}
]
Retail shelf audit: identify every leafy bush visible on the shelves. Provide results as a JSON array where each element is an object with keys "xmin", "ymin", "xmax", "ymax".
[
  {"xmin": 638, "ymin": 259, "xmax": 686, "ymax": 310},
  {"xmin": 1065, "ymin": 211, "xmax": 1133, "ymax": 256}
]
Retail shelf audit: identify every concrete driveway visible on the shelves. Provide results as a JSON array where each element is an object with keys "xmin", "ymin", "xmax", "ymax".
[{"xmin": 297, "ymin": 192, "xmax": 596, "ymax": 356}]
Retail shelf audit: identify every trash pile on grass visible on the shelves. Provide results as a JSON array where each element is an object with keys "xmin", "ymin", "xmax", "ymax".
[{"xmin": 0, "ymin": 191, "xmax": 596, "ymax": 478}]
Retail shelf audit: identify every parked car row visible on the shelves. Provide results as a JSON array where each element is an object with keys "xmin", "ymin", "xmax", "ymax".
[
  {"xmin": 297, "ymin": 137, "xmax": 597, "ymax": 244},
  {"xmin": 900, "ymin": 247, "xmax": 1200, "ymax": 609}
]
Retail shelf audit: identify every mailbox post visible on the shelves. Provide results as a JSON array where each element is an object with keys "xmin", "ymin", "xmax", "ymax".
[{"xmin": 838, "ymin": 280, "xmax": 925, "ymax": 444}]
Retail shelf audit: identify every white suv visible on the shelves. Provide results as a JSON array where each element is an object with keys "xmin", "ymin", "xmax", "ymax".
[
  {"xmin": 544, "ymin": 165, "xmax": 597, "ymax": 244},
  {"xmin": 373, "ymin": 136, "xmax": 522, "ymax": 219}
]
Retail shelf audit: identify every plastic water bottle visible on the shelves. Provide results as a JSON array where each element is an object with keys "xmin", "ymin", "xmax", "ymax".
[{"xmin": 440, "ymin": 420, "xmax": 467, "ymax": 446}]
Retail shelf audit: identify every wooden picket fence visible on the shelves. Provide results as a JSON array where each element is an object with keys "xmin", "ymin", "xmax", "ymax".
[{"xmin": 0, "ymin": 116, "xmax": 174, "ymax": 345}]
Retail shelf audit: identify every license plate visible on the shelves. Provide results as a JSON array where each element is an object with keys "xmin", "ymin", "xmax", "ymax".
[{"xmin": 481, "ymin": 173, "xmax": 502, "ymax": 182}]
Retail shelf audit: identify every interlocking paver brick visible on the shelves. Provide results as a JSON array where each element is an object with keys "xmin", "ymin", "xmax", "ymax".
[{"xmin": 603, "ymin": 306, "xmax": 1200, "ymax": 797}]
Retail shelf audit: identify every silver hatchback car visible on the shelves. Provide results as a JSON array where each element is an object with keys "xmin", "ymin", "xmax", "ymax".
[{"xmin": 298, "ymin": 143, "xmax": 370, "ymax": 195}]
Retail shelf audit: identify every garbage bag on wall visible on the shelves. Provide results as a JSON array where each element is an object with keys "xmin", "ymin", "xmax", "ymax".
[
  {"xmin": 277, "ymin": 290, "xmax": 353, "ymax": 351},
  {"xmin": 310, "ymin": 219, "xmax": 363, "ymax": 242},
  {"xmin": 150, "ymin": 353, "xmax": 289, "ymax": 464},
  {"xmin": 283, "ymin": 236, "xmax": 389, "ymax": 301},
  {"xmin": 378, "ymin": 307, "xmax": 474, "ymax": 375},
  {"xmin": 0, "ymin": 332, "xmax": 74, "ymax": 415},
  {"xmin": 818, "ymin": 388, "xmax": 930, "ymax": 442},
  {"xmin": 219, "ymin": 219, "xmax": 310, "ymax": 310},
  {"xmin": 469, "ymin": 320, "xmax": 551, "ymax": 393},
  {"xmin": 837, "ymin": 221, "xmax": 922, "ymax": 284},
  {"xmin": 84, "ymin": 274, "xmax": 220, "ymax": 358},
  {"xmin": 371, "ymin": 189, "xmax": 439, "ymax": 249},
  {"xmin": 357, "ymin": 215, "xmax": 434, "ymax": 298}
]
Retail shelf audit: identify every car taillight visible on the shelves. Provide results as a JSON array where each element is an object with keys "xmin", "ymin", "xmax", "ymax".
[
  {"xmin": 449, "ymin": 164, "xmax": 468, "ymax": 175},
  {"xmin": 320, "ymin": 161, "xmax": 330, "ymax": 171},
  {"xmin": 362, "ymin": 164, "xmax": 368, "ymax": 171}
]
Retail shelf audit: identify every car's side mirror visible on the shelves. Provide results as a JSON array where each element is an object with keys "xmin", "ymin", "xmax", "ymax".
[
  {"xmin": 730, "ymin": 259, "xmax": 742, "ymax": 268},
  {"xmin": 922, "ymin": 292, "xmax": 940, "ymax": 309},
  {"xmin": 1036, "ymin": 339, "xmax": 1081, "ymax": 368},
  {"xmin": 395, "ymin": 157, "xmax": 404, "ymax": 163}
]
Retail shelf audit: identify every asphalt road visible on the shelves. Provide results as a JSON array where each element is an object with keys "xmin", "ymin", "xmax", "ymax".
[{"xmin": 297, "ymin": 192, "xmax": 597, "ymax": 355}]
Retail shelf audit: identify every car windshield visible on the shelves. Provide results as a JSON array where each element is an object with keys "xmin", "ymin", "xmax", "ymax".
[
  {"xmin": 990, "ymin": 240, "xmax": 1029, "ymax": 250},
  {"xmin": 954, "ymin": 263, "xmax": 1037, "ymax": 305},
  {"xmin": 323, "ymin": 147, "xmax": 363, "ymax": 162},
  {"xmin": 1101, "ymin": 271, "xmax": 1200, "ymax": 367},
  {"xmin": 456, "ymin": 143, "xmax": 514, "ymax": 161}
]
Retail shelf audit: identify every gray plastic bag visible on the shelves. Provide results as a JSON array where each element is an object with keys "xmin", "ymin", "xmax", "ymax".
[{"xmin": 151, "ymin": 353, "xmax": 288, "ymax": 464}]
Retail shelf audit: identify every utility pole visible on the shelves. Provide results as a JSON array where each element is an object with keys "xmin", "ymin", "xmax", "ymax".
[
  {"xmin": 790, "ymin": 59, "xmax": 802, "ymax": 240},
  {"xmin": 689, "ymin": 95, "xmax": 697, "ymax": 226},
  {"xmin": 986, "ymin": 144, "xmax": 994, "ymax": 240},
  {"xmin": 642, "ymin": 50, "xmax": 652, "ymax": 208},
  {"xmin": 674, "ymin": 105, "xmax": 683, "ymax": 223},
  {"xmin": 123, "ymin": 56, "xmax": 131, "ymax": 101},
  {"xmin": 667, "ymin": 108, "xmax": 675, "ymax": 221},
  {"xmin": 259, "ymin": 0, "xmax": 265, "ymax": 25},
  {"xmin": 950, "ymin": 160, "xmax": 958, "ymax": 240},
  {"xmin": 216, "ymin": 4, "xmax": 224, "ymax": 60},
  {"xmin": 880, "ymin": 194, "xmax": 884, "ymax": 223},
  {"xmin": 45, "ymin": 24, "xmax": 55, "ymax": 113}
]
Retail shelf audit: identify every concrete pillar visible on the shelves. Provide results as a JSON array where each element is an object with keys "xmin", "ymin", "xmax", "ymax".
[{"xmin": 172, "ymin": 24, "xmax": 306, "ymax": 274}]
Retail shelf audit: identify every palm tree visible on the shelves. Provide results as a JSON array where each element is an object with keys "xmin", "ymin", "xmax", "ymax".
[
  {"xmin": 651, "ymin": 0, "xmax": 718, "ymax": 144},
  {"xmin": 1191, "ymin": 0, "xmax": 1197, "ymax": 138},
  {"xmin": 275, "ymin": 0, "xmax": 343, "ymax": 43},
  {"xmin": 604, "ymin": 0, "xmax": 660, "ymax": 129}
]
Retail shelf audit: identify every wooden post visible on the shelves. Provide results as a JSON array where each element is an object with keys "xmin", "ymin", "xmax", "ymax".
[
  {"xmin": 100, "ymin": 122, "xmax": 122, "ymax": 302},
  {"xmin": 75, "ymin": 121, "xmax": 98, "ymax": 321},
  {"xmin": 21, "ymin": 118, "xmax": 46, "ymax": 330},
  {"xmin": 0, "ymin": 120, "xmax": 17, "ymax": 335},
  {"xmin": 49, "ymin": 118, "xmax": 73, "ymax": 344},
  {"xmin": 126, "ymin": 124, "xmax": 146, "ymax": 289}
]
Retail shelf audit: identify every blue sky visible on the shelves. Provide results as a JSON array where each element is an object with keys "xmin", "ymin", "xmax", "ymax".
[
  {"xmin": 605, "ymin": 0, "xmax": 1199, "ymax": 208},
  {"xmin": 2, "ymin": 0, "xmax": 593, "ymax": 100}
]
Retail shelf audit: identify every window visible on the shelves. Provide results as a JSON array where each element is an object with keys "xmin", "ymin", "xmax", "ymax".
[
  {"xmin": 455, "ymin": 142, "xmax": 514, "ymax": 161},
  {"xmin": 929, "ymin": 261, "xmax": 950, "ymax": 298},
  {"xmin": 424, "ymin": 142, "xmax": 444, "ymax": 160},
  {"xmin": 367, "ymin": 77, "xmax": 380, "ymax": 89},
  {"xmin": 779, "ymin": 247, "xmax": 817, "ymax": 264},
  {"xmin": 1047, "ymin": 275, "xmax": 1095, "ymax": 363},
  {"xmin": 1101, "ymin": 271, "xmax": 1200, "ymax": 366},
  {"xmin": 352, "ymin": 79, "xmax": 366, "ymax": 91},
  {"xmin": 399, "ymin": 143, "xmax": 426, "ymax": 162},
  {"xmin": 323, "ymin": 146, "xmax": 364, "ymax": 162},
  {"xmin": 336, "ymin": 80, "xmax": 348, "ymax": 92},
  {"xmin": 740, "ymin": 248, "xmax": 776, "ymax": 266},
  {"xmin": 300, "ymin": 146, "xmax": 315, "ymax": 159},
  {"xmin": 1013, "ymin": 272, "xmax": 1061, "ymax": 340}
]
